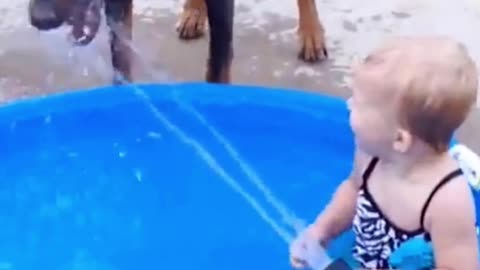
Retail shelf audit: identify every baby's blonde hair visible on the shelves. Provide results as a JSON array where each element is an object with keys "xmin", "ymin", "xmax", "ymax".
[{"xmin": 363, "ymin": 36, "xmax": 478, "ymax": 152}]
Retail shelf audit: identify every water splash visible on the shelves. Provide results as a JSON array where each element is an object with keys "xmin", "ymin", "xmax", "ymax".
[{"xmin": 32, "ymin": 17, "xmax": 114, "ymax": 89}]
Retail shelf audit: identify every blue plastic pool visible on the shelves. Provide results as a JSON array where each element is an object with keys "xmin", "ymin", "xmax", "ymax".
[{"xmin": 0, "ymin": 83, "xmax": 364, "ymax": 269}]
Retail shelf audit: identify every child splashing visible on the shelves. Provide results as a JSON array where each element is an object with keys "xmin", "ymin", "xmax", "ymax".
[{"xmin": 290, "ymin": 36, "xmax": 479, "ymax": 270}]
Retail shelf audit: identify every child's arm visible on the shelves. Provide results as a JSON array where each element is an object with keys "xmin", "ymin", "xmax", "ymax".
[
  {"xmin": 310, "ymin": 148, "xmax": 369, "ymax": 243},
  {"xmin": 427, "ymin": 176, "xmax": 479, "ymax": 270}
]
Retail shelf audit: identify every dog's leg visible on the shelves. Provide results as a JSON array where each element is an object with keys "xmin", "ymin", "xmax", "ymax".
[
  {"xmin": 105, "ymin": 0, "xmax": 133, "ymax": 84},
  {"xmin": 204, "ymin": 0, "xmax": 234, "ymax": 83},
  {"xmin": 297, "ymin": 0, "xmax": 328, "ymax": 62},
  {"xmin": 177, "ymin": 0, "xmax": 207, "ymax": 40}
]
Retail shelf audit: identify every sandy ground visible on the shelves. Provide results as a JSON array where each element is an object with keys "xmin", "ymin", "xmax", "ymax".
[{"xmin": 0, "ymin": 0, "xmax": 479, "ymax": 151}]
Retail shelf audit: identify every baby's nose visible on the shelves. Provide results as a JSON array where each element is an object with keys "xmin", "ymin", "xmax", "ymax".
[{"xmin": 29, "ymin": 0, "xmax": 65, "ymax": 30}]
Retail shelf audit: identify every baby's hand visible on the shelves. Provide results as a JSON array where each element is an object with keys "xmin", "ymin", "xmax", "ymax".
[{"xmin": 289, "ymin": 225, "xmax": 330, "ymax": 269}]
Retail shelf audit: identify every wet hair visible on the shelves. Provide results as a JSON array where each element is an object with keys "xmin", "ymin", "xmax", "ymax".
[{"xmin": 363, "ymin": 36, "xmax": 478, "ymax": 152}]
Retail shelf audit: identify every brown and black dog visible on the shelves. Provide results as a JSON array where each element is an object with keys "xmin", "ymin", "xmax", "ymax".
[
  {"xmin": 177, "ymin": 0, "xmax": 327, "ymax": 63},
  {"xmin": 28, "ymin": 0, "xmax": 234, "ymax": 84},
  {"xmin": 28, "ymin": 0, "xmax": 326, "ymax": 85}
]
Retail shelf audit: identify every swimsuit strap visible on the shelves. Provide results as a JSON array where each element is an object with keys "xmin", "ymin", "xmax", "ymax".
[
  {"xmin": 419, "ymin": 168, "xmax": 464, "ymax": 229},
  {"xmin": 361, "ymin": 157, "xmax": 379, "ymax": 187}
]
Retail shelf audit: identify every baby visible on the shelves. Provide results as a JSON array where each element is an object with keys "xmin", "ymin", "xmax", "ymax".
[{"xmin": 290, "ymin": 36, "xmax": 479, "ymax": 269}]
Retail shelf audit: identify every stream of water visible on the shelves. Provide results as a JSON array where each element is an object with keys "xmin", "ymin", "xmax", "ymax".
[{"xmin": 109, "ymin": 23, "xmax": 335, "ymax": 269}]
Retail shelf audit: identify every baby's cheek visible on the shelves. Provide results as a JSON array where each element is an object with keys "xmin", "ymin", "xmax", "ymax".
[
  {"xmin": 349, "ymin": 112, "xmax": 363, "ymax": 135},
  {"xmin": 348, "ymin": 110, "xmax": 356, "ymax": 129}
]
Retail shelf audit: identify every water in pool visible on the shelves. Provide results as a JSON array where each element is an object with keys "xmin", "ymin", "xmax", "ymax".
[{"xmin": 0, "ymin": 83, "xmax": 356, "ymax": 270}]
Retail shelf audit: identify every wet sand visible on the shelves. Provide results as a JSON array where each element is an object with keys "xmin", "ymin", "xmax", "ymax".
[{"xmin": 0, "ymin": 0, "xmax": 479, "ymax": 151}]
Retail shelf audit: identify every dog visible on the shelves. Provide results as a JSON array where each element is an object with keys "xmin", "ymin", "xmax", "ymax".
[
  {"xmin": 176, "ymin": 0, "xmax": 328, "ymax": 63},
  {"xmin": 28, "ymin": 0, "xmax": 234, "ymax": 84}
]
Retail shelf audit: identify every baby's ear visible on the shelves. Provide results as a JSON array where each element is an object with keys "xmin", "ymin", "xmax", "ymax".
[{"xmin": 392, "ymin": 128, "xmax": 412, "ymax": 153}]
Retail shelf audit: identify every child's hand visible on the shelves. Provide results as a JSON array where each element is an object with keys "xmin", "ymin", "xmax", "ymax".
[{"xmin": 289, "ymin": 224, "xmax": 330, "ymax": 269}]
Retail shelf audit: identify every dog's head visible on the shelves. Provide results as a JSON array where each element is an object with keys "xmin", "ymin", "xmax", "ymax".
[{"xmin": 29, "ymin": 0, "xmax": 102, "ymax": 45}]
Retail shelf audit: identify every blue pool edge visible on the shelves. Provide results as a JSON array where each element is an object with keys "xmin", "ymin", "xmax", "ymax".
[
  {"xmin": 0, "ymin": 82, "xmax": 348, "ymax": 120},
  {"xmin": 0, "ymin": 81, "xmax": 460, "ymax": 147}
]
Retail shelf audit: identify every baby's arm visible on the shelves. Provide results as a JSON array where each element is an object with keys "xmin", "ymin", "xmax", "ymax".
[
  {"xmin": 310, "ymin": 148, "xmax": 369, "ymax": 243},
  {"xmin": 426, "ymin": 176, "xmax": 479, "ymax": 270}
]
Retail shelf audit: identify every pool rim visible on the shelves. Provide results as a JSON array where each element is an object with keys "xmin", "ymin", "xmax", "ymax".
[
  {"xmin": 0, "ymin": 81, "xmax": 459, "ymax": 146},
  {"xmin": 0, "ymin": 82, "xmax": 348, "ymax": 119}
]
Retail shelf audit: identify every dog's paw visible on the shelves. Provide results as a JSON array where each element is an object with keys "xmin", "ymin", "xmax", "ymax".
[
  {"xmin": 298, "ymin": 22, "xmax": 328, "ymax": 63},
  {"xmin": 176, "ymin": 6, "xmax": 207, "ymax": 40}
]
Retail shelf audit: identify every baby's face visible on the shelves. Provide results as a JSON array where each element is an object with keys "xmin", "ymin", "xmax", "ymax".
[{"xmin": 348, "ymin": 66, "xmax": 399, "ymax": 156}]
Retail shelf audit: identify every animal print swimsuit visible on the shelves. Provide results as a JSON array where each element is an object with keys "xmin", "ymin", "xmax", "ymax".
[{"xmin": 351, "ymin": 157, "xmax": 463, "ymax": 269}]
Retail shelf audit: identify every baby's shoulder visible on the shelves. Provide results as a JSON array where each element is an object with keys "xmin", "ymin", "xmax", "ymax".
[
  {"xmin": 425, "ymin": 167, "xmax": 476, "ymax": 226},
  {"xmin": 431, "ymin": 160, "xmax": 472, "ymax": 194},
  {"xmin": 433, "ymin": 172, "xmax": 472, "ymax": 203},
  {"xmin": 429, "ymin": 165, "xmax": 472, "ymax": 204}
]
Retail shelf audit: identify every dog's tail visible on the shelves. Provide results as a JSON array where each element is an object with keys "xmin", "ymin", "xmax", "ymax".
[{"xmin": 205, "ymin": 0, "xmax": 234, "ymax": 83}]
